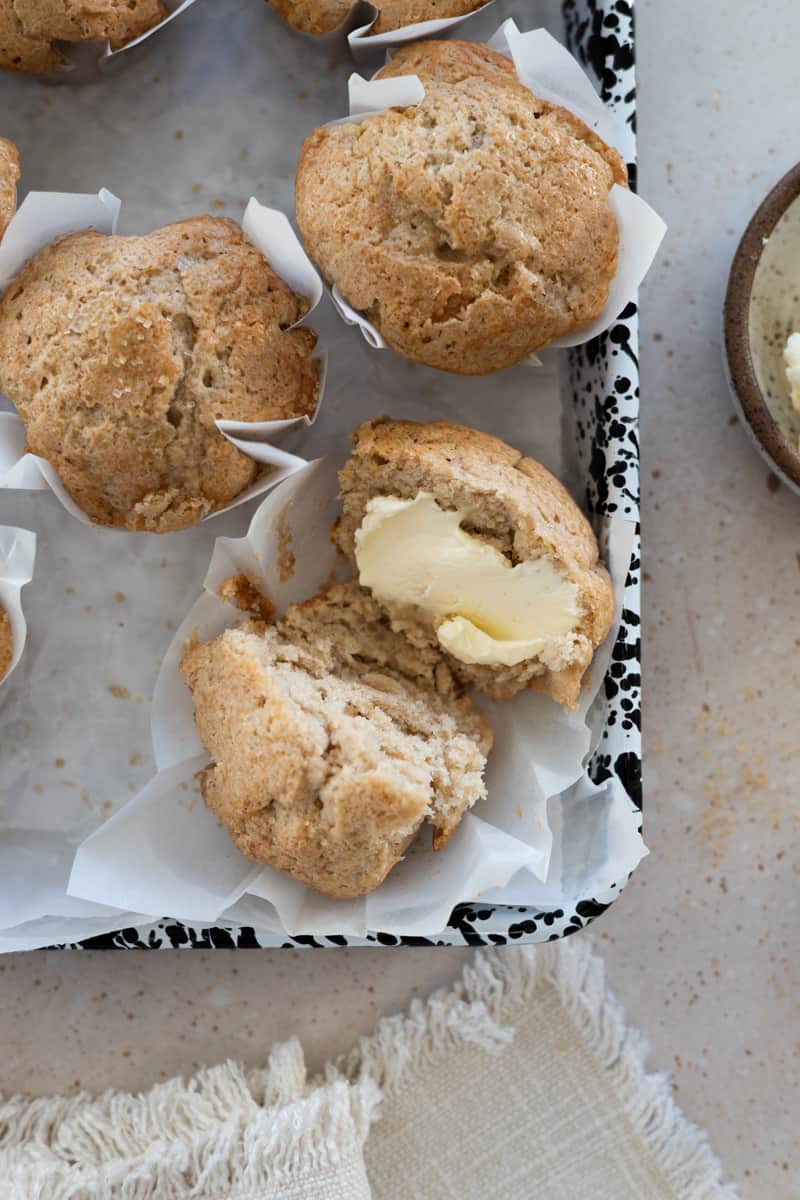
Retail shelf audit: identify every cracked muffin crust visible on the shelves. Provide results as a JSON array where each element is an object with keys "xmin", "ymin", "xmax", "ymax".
[
  {"xmin": 0, "ymin": 0, "xmax": 166, "ymax": 72},
  {"xmin": 0, "ymin": 216, "xmax": 319, "ymax": 532},
  {"xmin": 296, "ymin": 40, "xmax": 626, "ymax": 375},
  {"xmin": 0, "ymin": 137, "xmax": 19, "ymax": 239},
  {"xmin": 266, "ymin": 0, "xmax": 484, "ymax": 36},
  {"xmin": 182, "ymin": 580, "xmax": 492, "ymax": 898}
]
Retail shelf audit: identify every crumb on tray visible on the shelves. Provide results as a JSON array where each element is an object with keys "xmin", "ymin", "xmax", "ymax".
[
  {"xmin": 274, "ymin": 501, "xmax": 296, "ymax": 582},
  {"xmin": 219, "ymin": 573, "xmax": 274, "ymax": 622}
]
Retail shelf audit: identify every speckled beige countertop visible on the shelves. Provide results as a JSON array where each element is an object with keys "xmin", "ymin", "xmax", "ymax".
[{"xmin": 0, "ymin": 3, "xmax": 798, "ymax": 1198}]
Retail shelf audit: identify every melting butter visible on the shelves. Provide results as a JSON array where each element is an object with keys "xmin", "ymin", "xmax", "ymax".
[{"xmin": 354, "ymin": 492, "xmax": 580, "ymax": 667}]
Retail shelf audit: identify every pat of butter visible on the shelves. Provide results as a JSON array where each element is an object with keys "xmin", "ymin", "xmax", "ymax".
[
  {"xmin": 354, "ymin": 492, "xmax": 580, "ymax": 668},
  {"xmin": 784, "ymin": 331, "xmax": 800, "ymax": 411}
]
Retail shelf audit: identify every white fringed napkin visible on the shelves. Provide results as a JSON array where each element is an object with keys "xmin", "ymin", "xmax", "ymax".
[{"xmin": 0, "ymin": 940, "xmax": 738, "ymax": 1200}]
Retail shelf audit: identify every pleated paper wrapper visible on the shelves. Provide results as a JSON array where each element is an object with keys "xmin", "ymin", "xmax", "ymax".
[
  {"xmin": 33, "ymin": 0, "xmax": 199, "ymax": 83},
  {"xmin": 0, "ymin": 525, "xmax": 35, "ymax": 701},
  {"xmin": 326, "ymin": 22, "xmax": 666, "ymax": 360},
  {"xmin": 0, "ymin": 191, "xmax": 325, "ymax": 528}
]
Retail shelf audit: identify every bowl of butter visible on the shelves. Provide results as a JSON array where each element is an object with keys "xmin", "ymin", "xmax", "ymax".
[{"xmin": 724, "ymin": 162, "xmax": 800, "ymax": 495}]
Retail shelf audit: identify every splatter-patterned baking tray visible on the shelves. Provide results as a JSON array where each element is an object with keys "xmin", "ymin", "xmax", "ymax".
[{"xmin": 0, "ymin": 0, "xmax": 642, "ymax": 950}]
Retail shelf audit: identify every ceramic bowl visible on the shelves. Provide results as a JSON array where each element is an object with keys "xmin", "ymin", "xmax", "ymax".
[{"xmin": 724, "ymin": 162, "xmax": 800, "ymax": 495}]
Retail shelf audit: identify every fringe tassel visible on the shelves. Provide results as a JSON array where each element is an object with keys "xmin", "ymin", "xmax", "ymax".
[
  {"xmin": 335, "ymin": 939, "xmax": 738, "ymax": 1200},
  {"xmin": 0, "ymin": 940, "xmax": 737, "ymax": 1200},
  {"xmin": 0, "ymin": 1039, "xmax": 379, "ymax": 1200}
]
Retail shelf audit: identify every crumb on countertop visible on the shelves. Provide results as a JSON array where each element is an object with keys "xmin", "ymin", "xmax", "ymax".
[{"xmin": 183, "ymin": 625, "xmax": 200, "ymax": 654}]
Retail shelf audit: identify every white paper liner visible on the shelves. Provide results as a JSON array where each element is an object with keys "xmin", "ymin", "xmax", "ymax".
[
  {"xmin": 68, "ymin": 456, "xmax": 646, "ymax": 937},
  {"xmin": 0, "ymin": 912, "xmax": 148, "ymax": 953},
  {"xmin": 0, "ymin": 525, "xmax": 35, "ymax": 694},
  {"xmin": 0, "ymin": 191, "xmax": 325, "ymax": 530},
  {"xmin": 324, "ymin": 21, "xmax": 666, "ymax": 359},
  {"xmin": 35, "ymin": 0, "xmax": 199, "ymax": 83}
]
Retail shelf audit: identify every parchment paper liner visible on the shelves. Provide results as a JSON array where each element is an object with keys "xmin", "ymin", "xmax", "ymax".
[
  {"xmin": 318, "ymin": 21, "xmax": 666, "ymax": 360},
  {"xmin": 0, "ymin": 525, "xmax": 35, "ymax": 697},
  {"xmin": 0, "ymin": 191, "xmax": 325, "ymax": 530},
  {"xmin": 31, "ymin": 0, "xmax": 199, "ymax": 84},
  {"xmin": 68, "ymin": 456, "xmax": 647, "ymax": 937}
]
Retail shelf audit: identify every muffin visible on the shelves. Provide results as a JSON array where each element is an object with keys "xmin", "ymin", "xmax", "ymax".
[
  {"xmin": 296, "ymin": 40, "xmax": 627, "ymax": 375},
  {"xmin": 181, "ymin": 580, "xmax": 492, "ymax": 898},
  {"xmin": 0, "ymin": 0, "xmax": 166, "ymax": 72},
  {"xmin": 267, "ymin": 0, "xmax": 484, "ymax": 36},
  {"xmin": 0, "ymin": 603, "xmax": 12, "ymax": 681},
  {"xmin": 335, "ymin": 418, "xmax": 615, "ymax": 707},
  {"xmin": 0, "ymin": 216, "xmax": 319, "ymax": 533},
  {"xmin": 0, "ymin": 137, "xmax": 19, "ymax": 239}
]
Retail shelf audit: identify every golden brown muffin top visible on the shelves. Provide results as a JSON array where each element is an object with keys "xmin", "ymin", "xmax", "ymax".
[
  {"xmin": 297, "ymin": 40, "xmax": 626, "ymax": 375},
  {"xmin": 0, "ymin": 137, "xmax": 19, "ymax": 239},
  {"xmin": 0, "ymin": 216, "xmax": 319, "ymax": 532},
  {"xmin": 266, "ymin": 0, "xmax": 483, "ymax": 36},
  {"xmin": 0, "ymin": 0, "xmax": 166, "ymax": 72}
]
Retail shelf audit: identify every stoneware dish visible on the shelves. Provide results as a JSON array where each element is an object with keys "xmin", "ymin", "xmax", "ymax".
[{"xmin": 724, "ymin": 161, "xmax": 800, "ymax": 496}]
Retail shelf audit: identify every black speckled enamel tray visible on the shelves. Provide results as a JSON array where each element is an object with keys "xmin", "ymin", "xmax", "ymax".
[{"xmin": 56, "ymin": 0, "xmax": 642, "ymax": 951}]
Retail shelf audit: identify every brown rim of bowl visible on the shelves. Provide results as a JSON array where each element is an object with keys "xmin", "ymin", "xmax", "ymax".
[{"xmin": 724, "ymin": 161, "xmax": 800, "ymax": 491}]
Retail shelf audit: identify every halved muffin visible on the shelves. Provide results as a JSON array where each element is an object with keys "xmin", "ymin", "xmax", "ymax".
[
  {"xmin": 181, "ymin": 580, "xmax": 492, "ymax": 898},
  {"xmin": 335, "ymin": 418, "xmax": 615, "ymax": 706}
]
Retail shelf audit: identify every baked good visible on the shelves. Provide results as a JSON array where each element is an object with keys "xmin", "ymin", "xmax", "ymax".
[
  {"xmin": 266, "ymin": 0, "xmax": 349, "ymax": 34},
  {"xmin": 0, "ymin": 0, "xmax": 165, "ymax": 72},
  {"xmin": 0, "ymin": 2, "xmax": 62, "ymax": 70},
  {"xmin": 0, "ymin": 137, "xmax": 19, "ymax": 239},
  {"xmin": 296, "ymin": 40, "xmax": 626, "ymax": 375},
  {"xmin": 334, "ymin": 418, "xmax": 615, "ymax": 707},
  {"xmin": 266, "ymin": 0, "xmax": 483, "ymax": 36},
  {"xmin": 0, "ymin": 603, "xmax": 12, "ymax": 681},
  {"xmin": 0, "ymin": 216, "xmax": 319, "ymax": 532},
  {"xmin": 181, "ymin": 580, "xmax": 492, "ymax": 898}
]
